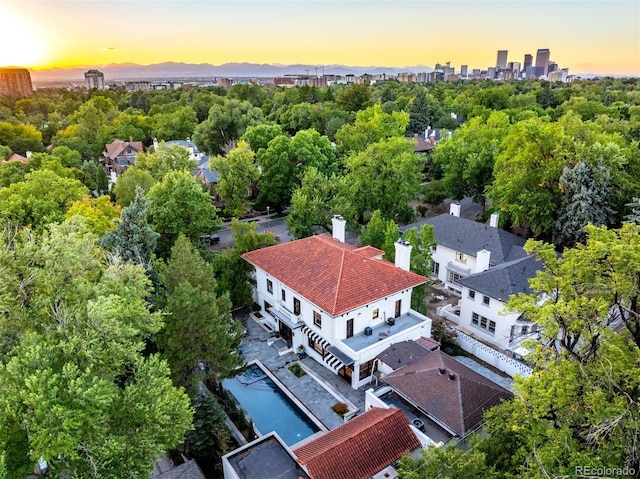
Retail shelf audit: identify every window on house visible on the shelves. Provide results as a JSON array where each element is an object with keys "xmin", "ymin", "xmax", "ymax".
[
  {"xmin": 267, "ymin": 279, "xmax": 273, "ymax": 294},
  {"xmin": 433, "ymin": 262, "xmax": 440, "ymax": 275},
  {"xmin": 359, "ymin": 358, "xmax": 376, "ymax": 380},
  {"xmin": 308, "ymin": 337, "xmax": 325, "ymax": 355},
  {"xmin": 521, "ymin": 325, "xmax": 529, "ymax": 335},
  {"xmin": 469, "ymin": 290, "xmax": 476, "ymax": 300},
  {"xmin": 472, "ymin": 313, "xmax": 494, "ymax": 335},
  {"xmin": 281, "ymin": 289, "xmax": 286, "ymax": 301},
  {"xmin": 372, "ymin": 309, "xmax": 379, "ymax": 319},
  {"xmin": 346, "ymin": 318, "xmax": 353, "ymax": 338},
  {"xmin": 293, "ymin": 297, "xmax": 301, "ymax": 315},
  {"xmin": 448, "ymin": 271, "xmax": 464, "ymax": 284},
  {"xmin": 483, "ymin": 295, "xmax": 490, "ymax": 306},
  {"xmin": 456, "ymin": 252, "xmax": 467, "ymax": 263},
  {"xmin": 313, "ymin": 310, "xmax": 322, "ymax": 327}
]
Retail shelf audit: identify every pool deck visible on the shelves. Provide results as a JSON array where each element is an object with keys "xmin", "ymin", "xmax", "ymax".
[{"xmin": 237, "ymin": 309, "xmax": 366, "ymax": 431}]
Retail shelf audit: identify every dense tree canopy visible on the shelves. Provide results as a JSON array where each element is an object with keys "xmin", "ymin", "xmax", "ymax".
[{"xmin": 0, "ymin": 221, "xmax": 192, "ymax": 478}]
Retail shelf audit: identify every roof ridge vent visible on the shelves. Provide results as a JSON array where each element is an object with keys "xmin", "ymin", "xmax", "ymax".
[
  {"xmin": 438, "ymin": 367, "xmax": 445, "ymax": 375},
  {"xmin": 448, "ymin": 372, "xmax": 456, "ymax": 380}
]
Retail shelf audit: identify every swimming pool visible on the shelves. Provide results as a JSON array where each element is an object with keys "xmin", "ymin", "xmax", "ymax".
[{"xmin": 222, "ymin": 362, "xmax": 322, "ymax": 446}]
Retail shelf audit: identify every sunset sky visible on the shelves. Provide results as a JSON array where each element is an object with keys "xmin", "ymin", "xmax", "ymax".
[{"xmin": 0, "ymin": 0, "xmax": 638, "ymax": 75}]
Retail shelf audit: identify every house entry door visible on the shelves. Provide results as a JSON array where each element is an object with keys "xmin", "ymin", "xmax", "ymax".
[{"xmin": 279, "ymin": 321, "xmax": 293, "ymax": 346}]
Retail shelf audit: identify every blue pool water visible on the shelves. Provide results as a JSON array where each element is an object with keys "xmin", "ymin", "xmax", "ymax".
[{"xmin": 222, "ymin": 364, "xmax": 320, "ymax": 446}]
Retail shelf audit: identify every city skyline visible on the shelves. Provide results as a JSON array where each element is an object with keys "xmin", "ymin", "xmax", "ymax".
[{"xmin": 0, "ymin": 0, "xmax": 638, "ymax": 76}]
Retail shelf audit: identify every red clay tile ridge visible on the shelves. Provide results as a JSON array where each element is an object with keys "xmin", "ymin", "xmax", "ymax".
[
  {"xmin": 242, "ymin": 234, "xmax": 427, "ymax": 316},
  {"xmin": 293, "ymin": 407, "xmax": 420, "ymax": 479}
]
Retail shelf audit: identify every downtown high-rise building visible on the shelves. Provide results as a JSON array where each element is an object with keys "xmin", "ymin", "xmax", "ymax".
[
  {"xmin": 84, "ymin": 69, "xmax": 105, "ymax": 90},
  {"xmin": 496, "ymin": 50, "xmax": 508, "ymax": 69},
  {"xmin": 535, "ymin": 48, "xmax": 551, "ymax": 78},
  {"xmin": 523, "ymin": 54, "xmax": 533, "ymax": 70},
  {"xmin": 0, "ymin": 68, "xmax": 33, "ymax": 96},
  {"xmin": 460, "ymin": 65, "xmax": 468, "ymax": 77}
]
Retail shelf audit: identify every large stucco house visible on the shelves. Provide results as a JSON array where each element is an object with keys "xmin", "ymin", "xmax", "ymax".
[
  {"xmin": 423, "ymin": 204, "xmax": 542, "ymax": 353},
  {"xmin": 242, "ymin": 216, "xmax": 433, "ymax": 389}
]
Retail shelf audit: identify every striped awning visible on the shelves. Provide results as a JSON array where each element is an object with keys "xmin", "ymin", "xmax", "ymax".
[
  {"xmin": 327, "ymin": 346, "xmax": 355, "ymax": 367},
  {"xmin": 300, "ymin": 325, "xmax": 331, "ymax": 349}
]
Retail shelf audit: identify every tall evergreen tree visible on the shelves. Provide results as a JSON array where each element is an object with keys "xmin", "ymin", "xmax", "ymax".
[
  {"xmin": 99, "ymin": 186, "xmax": 159, "ymax": 268},
  {"xmin": 553, "ymin": 160, "xmax": 616, "ymax": 247},
  {"xmin": 157, "ymin": 235, "xmax": 244, "ymax": 390}
]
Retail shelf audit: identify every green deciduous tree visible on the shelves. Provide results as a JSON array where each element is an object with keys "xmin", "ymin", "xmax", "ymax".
[
  {"xmin": 0, "ymin": 169, "xmax": 89, "ymax": 232},
  {"xmin": 113, "ymin": 166, "xmax": 156, "ymax": 207},
  {"xmin": 157, "ymin": 235, "xmax": 243, "ymax": 390},
  {"xmin": 212, "ymin": 219, "xmax": 276, "ymax": 308},
  {"xmin": 65, "ymin": 195, "xmax": 121, "ymax": 236},
  {"xmin": 211, "ymin": 140, "xmax": 260, "ymax": 217},
  {"xmin": 193, "ymin": 99, "xmax": 264, "ymax": 155},
  {"xmin": 0, "ymin": 160, "xmax": 26, "ymax": 187},
  {"xmin": 335, "ymin": 104, "xmax": 409, "ymax": 154},
  {"xmin": 0, "ymin": 221, "xmax": 192, "ymax": 479},
  {"xmin": 241, "ymin": 123, "xmax": 283, "ymax": 152},
  {"xmin": 360, "ymin": 209, "xmax": 388, "ymax": 250},
  {"xmin": 151, "ymin": 106, "xmax": 198, "ymax": 141},
  {"xmin": 408, "ymin": 88, "xmax": 444, "ymax": 135},
  {"xmin": 134, "ymin": 142, "xmax": 198, "ymax": 181},
  {"xmin": 343, "ymin": 136, "xmax": 424, "ymax": 224},
  {"xmin": 433, "ymin": 111, "xmax": 510, "ymax": 212},
  {"xmin": 147, "ymin": 170, "xmax": 220, "ymax": 257},
  {"xmin": 287, "ymin": 167, "xmax": 344, "ymax": 239}
]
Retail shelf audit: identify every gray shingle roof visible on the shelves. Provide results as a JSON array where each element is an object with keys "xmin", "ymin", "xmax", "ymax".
[
  {"xmin": 457, "ymin": 255, "xmax": 543, "ymax": 302},
  {"xmin": 376, "ymin": 340, "xmax": 431, "ymax": 370},
  {"xmin": 423, "ymin": 213, "xmax": 527, "ymax": 265}
]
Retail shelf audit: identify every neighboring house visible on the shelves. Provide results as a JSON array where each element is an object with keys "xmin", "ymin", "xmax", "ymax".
[
  {"xmin": 103, "ymin": 138, "xmax": 143, "ymax": 176},
  {"xmin": 242, "ymin": 215, "xmax": 433, "ymax": 389},
  {"xmin": 381, "ymin": 350, "xmax": 513, "ymax": 438},
  {"xmin": 456, "ymin": 254, "xmax": 543, "ymax": 351},
  {"xmin": 408, "ymin": 127, "xmax": 451, "ymax": 154},
  {"xmin": 159, "ymin": 138, "xmax": 258, "ymax": 207},
  {"xmin": 5, "ymin": 153, "xmax": 28, "ymax": 163},
  {"xmin": 223, "ymin": 433, "xmax": 310, "ymax": 479},
  {"xmin": 151, "ymin": 459, "xmax": 206, "ymax": 479},
  {"xmin": 293, "ymin": 407, "xmax": 421, "ymax": 479},
  {"xmin": 424, "ymin": 204, "xmax": 527, "ymax": 297},
  {"xmin": 421, "ymin": 203, "xmax": 543, "ymax": 352}
]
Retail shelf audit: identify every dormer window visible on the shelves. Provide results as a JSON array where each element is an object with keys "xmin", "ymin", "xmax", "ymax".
[{"xmin": 455, "ymin": 252, "xmax": 467, "ymax": 263}]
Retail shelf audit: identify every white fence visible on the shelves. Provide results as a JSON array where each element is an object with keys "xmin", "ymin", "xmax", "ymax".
[{"xmin": 455, "ymin": 330, "xmax": 532, "ymax": 378}]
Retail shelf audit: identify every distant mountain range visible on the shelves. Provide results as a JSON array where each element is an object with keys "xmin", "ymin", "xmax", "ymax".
[{"xmin": 29, "ymin": 62, "xmax": 436, "ymax": 83}]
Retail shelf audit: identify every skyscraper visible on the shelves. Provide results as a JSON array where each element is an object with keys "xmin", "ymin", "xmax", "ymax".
[
  {"xmin": 535, "ymin": 49, "xmax": 550, "ymax": 78},
  {"xmin": 0, "ymin": 68, "xmax": 33, "ymax": 96},
  {"xmin": 523, "ymin": 54, "xmax": 533, "ymax": 70},
  {"xmin": 460, "ymin": 65, "xmax": 468, "ymax": 77},
  {"xmin": 85, "ymin": 69, "xmax": 105, "ymax": 90},
  {"xmin": 496, "ymin": 50, "xmax": 508, "ymax": 69}
]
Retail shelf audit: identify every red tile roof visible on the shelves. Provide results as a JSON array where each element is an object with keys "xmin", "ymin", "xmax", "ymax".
[
  {"xmin": 242, "ymin": 234, "xmax": 426, "ymax": 316},
  {"xmin": 7, "ymin": 153, "xmax": 27, "ymax": 163},
  {"xmin": 416, "ymin": 336, "xmax": 441, "ymax": 351},
  {"xmin": 352, "ymin": 244, "xmax": 385, "ymax": 258},
  {"xmin": 293, "ymin": 408, "xmax": 419, "ymax": 479},
  {"xmin": 383, "ymin": 350, "xmax": 512, "ymax": 436}
]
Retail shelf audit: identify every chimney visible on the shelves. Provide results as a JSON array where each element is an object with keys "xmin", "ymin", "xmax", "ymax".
[
  {"xmin": 331, "ymin": 215, "xmax": 346, "ymax": 243},
  {"xmin": 153, "ymin": 138, "xmax": 158, "ymax": 150},
  {"xmin": 394, "ymin": 239, "xmax": 412, "ymax": 271},
  {"xmin": 475, "ymin": 249, "xmax": 491, "ymax": 273},
  {"xmin": 489, "ymin": 212, "xmax": 499, "ymax": 228},
  {"xmin": 449, "ymin": 203, "xmax": 461, "ymax": 217},
  {"xmin": 26, "ymin": 150, "xmax": 32, "ymax": 159}
]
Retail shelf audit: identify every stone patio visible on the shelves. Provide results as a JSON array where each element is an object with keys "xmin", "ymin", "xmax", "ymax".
[{"xmin": 235, "ymin": 308, "xmax": 366, "ymax": 431}]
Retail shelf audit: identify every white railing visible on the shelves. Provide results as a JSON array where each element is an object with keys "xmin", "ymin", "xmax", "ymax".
[
  {"xmin": 455, "ymin": 330, "xmax": 532, "ymax": 378},
  {"xmin": 436, "ymin": 304, "xmax": 460, "ymax": 324}
]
